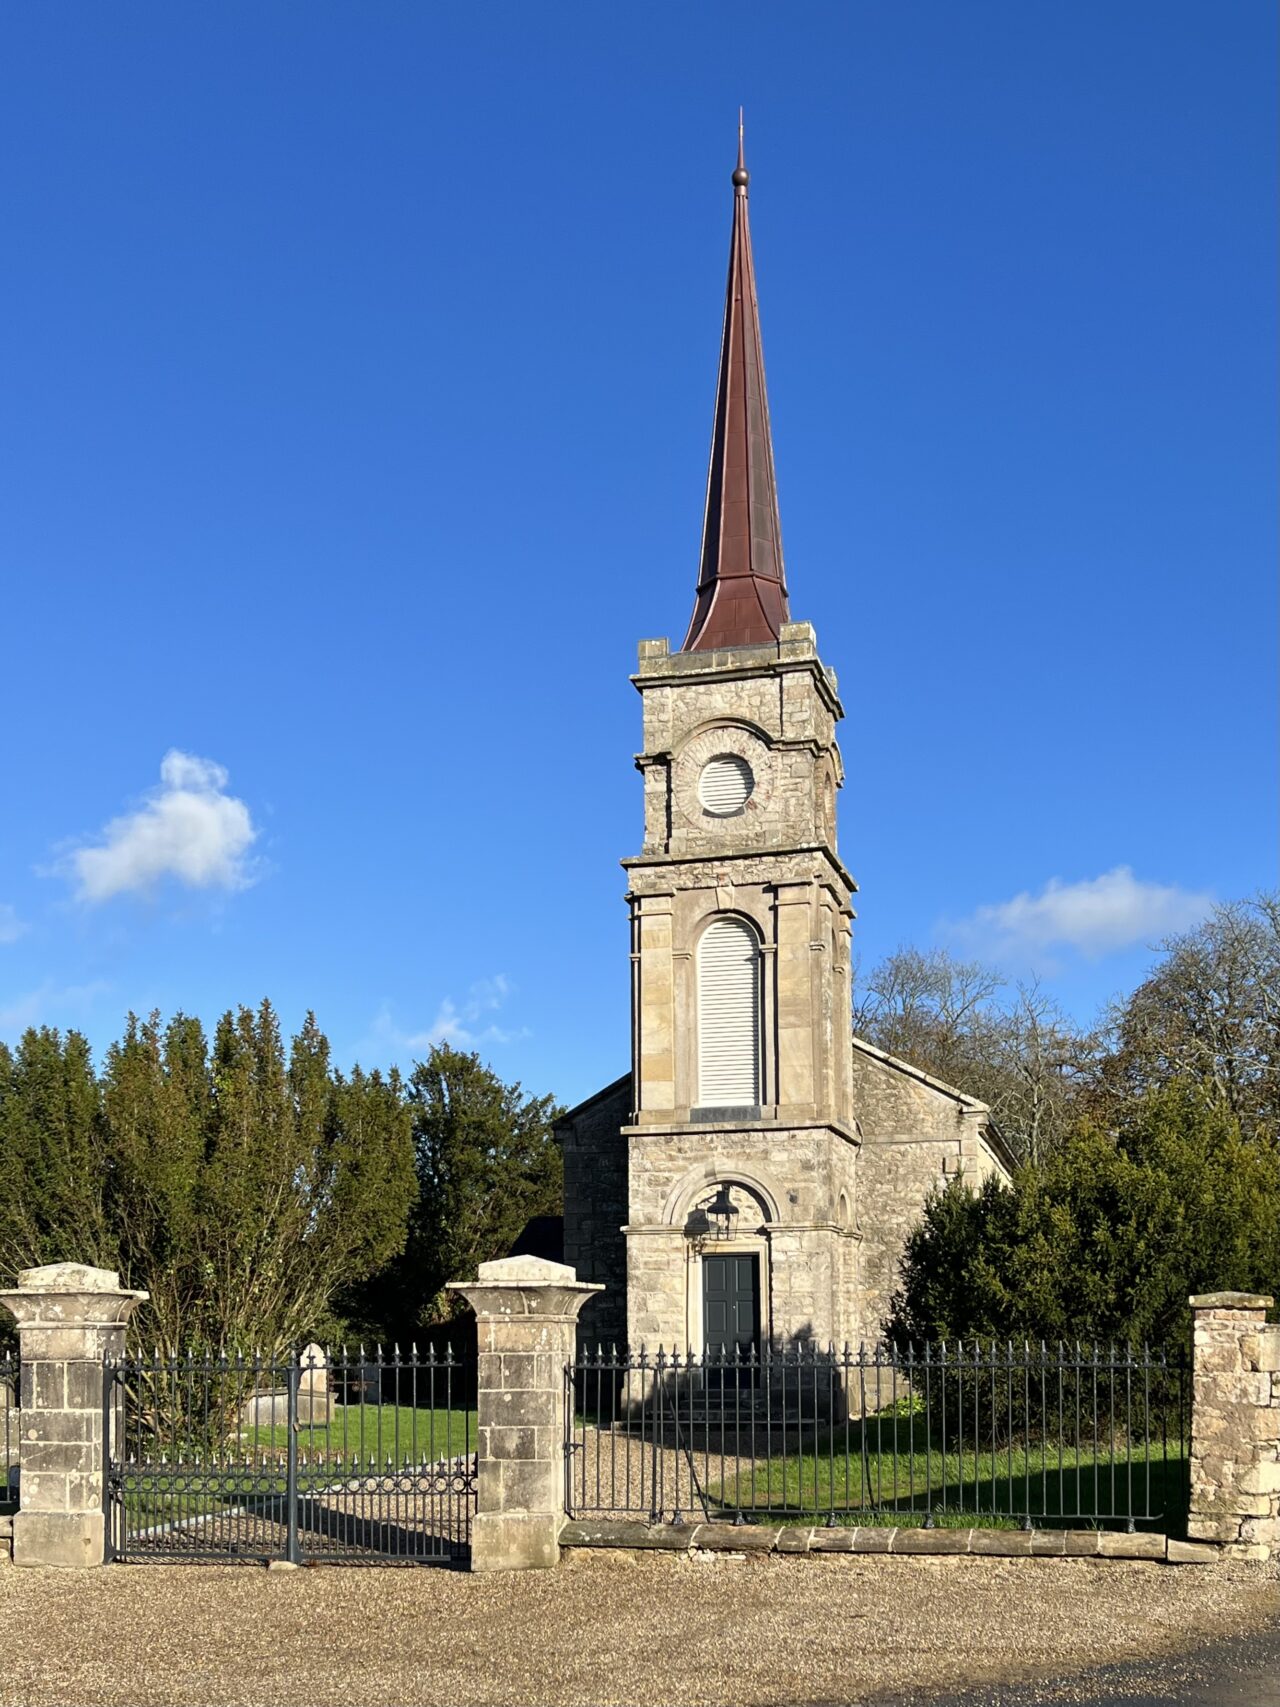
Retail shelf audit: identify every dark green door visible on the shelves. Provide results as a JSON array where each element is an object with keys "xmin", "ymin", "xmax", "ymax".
[{"xmin": 702, "ymin": 1252, "xmax": 760, "ymax": 1357}]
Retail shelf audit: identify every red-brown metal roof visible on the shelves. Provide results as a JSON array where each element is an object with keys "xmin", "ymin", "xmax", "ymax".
[{"xmin": 681, "ymin": 131, "xmax": 791, "ymax": 652}]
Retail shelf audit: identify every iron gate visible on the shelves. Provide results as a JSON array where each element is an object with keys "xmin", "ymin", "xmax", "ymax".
[{"xmin": 106, "ymin": 1345, "xmax": 476, "ymax": 1565}]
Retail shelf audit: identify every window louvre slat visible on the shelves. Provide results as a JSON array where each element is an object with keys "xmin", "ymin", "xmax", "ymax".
[
  {"xmin": 698, "ymin": 755, "xmax": 753, "ymax": 816},
  {"xmin": 697, "ymin": 917, "xmax": 761, "ymax": 1105}
]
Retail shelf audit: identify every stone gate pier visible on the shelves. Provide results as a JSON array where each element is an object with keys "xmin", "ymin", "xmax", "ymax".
[
  {"xmin": 0, "ymin": 1263, "xmax": 148, "ymax": 1567},
  {"xmin": 1188, "ymin": 1293, "xmax": 1280, "ymax": 1560},
  {"xmin": 449, "ymin": 1255, "xmax": 601, "ymax": 1571}
]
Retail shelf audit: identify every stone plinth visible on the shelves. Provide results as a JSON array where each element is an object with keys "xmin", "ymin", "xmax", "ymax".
[
  {"xmin": 0, "ymin": 1263, "xmax": 148, "ymax": 1567},
  {"xmin": 1188, "ymin": 1292, "xmax": 1280, "ymax": 1561},
  {"xmin": 448, "ymin": 1255, "xmax": 602, "ymax": 1571}
]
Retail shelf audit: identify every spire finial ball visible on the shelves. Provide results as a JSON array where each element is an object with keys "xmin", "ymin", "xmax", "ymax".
[{"xmin": 732, "ymin": 165, "xmax": 749, "ymax": 189}]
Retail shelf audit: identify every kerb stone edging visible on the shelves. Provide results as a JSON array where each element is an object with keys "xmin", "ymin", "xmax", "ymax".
[{"xmin": 559, "ymin": 1519, "xmax": 1218, "ymax": 1564}]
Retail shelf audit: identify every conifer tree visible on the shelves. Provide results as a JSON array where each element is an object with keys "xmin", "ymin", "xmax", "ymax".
[
  {"xmin": 0, "ymin": 1026, "xmax": 110, "ymax": 1279},
  {"xmin": 888, "ymin": 1082, "xmax": 1280, "ymax": 1351},
  {"xmin": 353, "ymin": 1043, "xmax": 563, "ymax": 1338},
  {"xmin": 1, "ymin": 1003, "xmax": 417, "ymax": 1357}
]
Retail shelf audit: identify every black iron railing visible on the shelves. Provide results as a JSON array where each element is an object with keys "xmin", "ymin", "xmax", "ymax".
[
  {"xmin": 105, "ymin": 1345, "xmax": 476, "ymax": 1564},
  {"xmin": 565, "ymin": 1341, "xmax": 1189, "ymax": 1532},
  {"xmin": 0, "ymin": 1354, "xmax": 17, "ymax": 1512}
]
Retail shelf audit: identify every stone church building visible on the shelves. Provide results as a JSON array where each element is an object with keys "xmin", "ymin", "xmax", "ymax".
[{"xmin": 557, "ymin": 142, "xmax": 1013, "ymax": 1356}]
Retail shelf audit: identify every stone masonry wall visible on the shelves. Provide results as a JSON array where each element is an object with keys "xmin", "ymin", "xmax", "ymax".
[
  {"xmin": 632, "ymin": 630, "xmax": 843, "ymax": 866},
  {"xmin": 1188, "ymin": 1293, "xmax": 1280, "ymax": 1560},
  {"xmin": 851, "ymin": 1040, "xmax": 1009, "ymax": 1343},
  {"xmin": 564, "ymin": 1039, "xmax": 1015, "ymax": 1354},
  {"xmin": 557, "ymin": 1077, "xmax": 629, "ymax": 1349},
  {"xmin": 626, "ymin": 1122, "xmax": 859, "ymax": 1350}
]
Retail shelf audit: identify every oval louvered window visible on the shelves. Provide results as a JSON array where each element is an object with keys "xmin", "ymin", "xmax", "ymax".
[
  {"xmin": 697, "ymin": 916, "xmax": 761, "ymax": 1106},
  {"xmin": 699, "ymin": 754, "xmax": 754, "ymax": 816}
]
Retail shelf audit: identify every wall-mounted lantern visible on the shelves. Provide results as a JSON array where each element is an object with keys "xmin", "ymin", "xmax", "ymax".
[{"xmin": 705, "ymin": 1182, "xmax": 739, "ymax": 1242}]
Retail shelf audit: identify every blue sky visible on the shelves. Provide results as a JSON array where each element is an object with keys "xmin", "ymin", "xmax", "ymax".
[{"xmin": 1, "ymin": 3, "xmax": 1275, "ymax": 1106}]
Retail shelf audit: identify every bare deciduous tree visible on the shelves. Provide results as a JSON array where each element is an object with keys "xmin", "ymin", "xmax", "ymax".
[
  {"xmin": 1096, "ymin": 893, "xmax": 1280, "ymax": 1138},
  {"xmin": 853, "ymin": 949, "xmax": 1096, "ymax": 1162}
]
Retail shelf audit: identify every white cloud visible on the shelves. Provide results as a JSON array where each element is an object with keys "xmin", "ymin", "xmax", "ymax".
[
  {"xmin": 61, "ymin": 750, "xmax": 259, "ymax": 903},
  {"xmin": 361, "ymin": 976, "xmax": 531, "ymax": 1060},
  {"xmin": 0, "ymin": 979, "xmax": 112, "ymax": 1036},
  {"xmin": 947, "ymin": 866, "xmax": 1215, "ymax": 959},
  {"xmin": 0, "ymin": 904, "xmax": 26, "ymax": 945}
]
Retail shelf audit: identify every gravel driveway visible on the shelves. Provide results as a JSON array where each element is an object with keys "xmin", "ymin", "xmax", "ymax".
[{"xmin": 1, "ymin": 1552, "xmax": 1276, "ymax": 1707}]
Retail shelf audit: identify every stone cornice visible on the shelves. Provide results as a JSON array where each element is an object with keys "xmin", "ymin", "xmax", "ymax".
[
  {"xmin": 621, "ymin": 1220, "xmax": 864, "ymax": 1242},
  {"xmin": 623, "ymin": 842, "xmax": 858, "ymax": 896},
  {"xmin": 630, "ymin": 649, "xmax": 844, "ymax": 722},
  {"xmin": 624, "ymin": 1116, "xmax": 861, "ymax": 1149}
]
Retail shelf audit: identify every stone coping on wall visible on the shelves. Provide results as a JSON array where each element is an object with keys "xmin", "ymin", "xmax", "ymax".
[
  {"xmin": 560, "ymin": 1519, "xmax": 1219, "ymax": 1565},
  {"xmin": 0, "ymin": 1520, "xmax": 1224, "ymax": 1568},
  {"xmin": 1190, "ymin": 1292, "xmax": 1274, "ymax": 1311}
]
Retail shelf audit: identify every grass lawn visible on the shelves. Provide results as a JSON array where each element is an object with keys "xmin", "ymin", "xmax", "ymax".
[
  {"xmin": 248, "ymin": 1404, "xmax": 476, "ymax": 1465},
  {"xmin": 118, "ymin": 1402, "xmax": 476, "ymax": 1467},
  {"xmin": 704, "ymin": 1424, "xmax": 1189, "ymax": 1530}
]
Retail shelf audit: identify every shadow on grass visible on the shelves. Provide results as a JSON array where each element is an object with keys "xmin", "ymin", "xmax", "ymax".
[
  {"xmin": 570, "ymin": 1404, "xmax": 1192, "ymax": 1531},
  {"xmin": 706, "ymin": 1435, "xmax": 1190, "ymax": 1531}
]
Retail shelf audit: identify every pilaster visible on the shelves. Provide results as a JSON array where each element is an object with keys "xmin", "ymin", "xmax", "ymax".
[
  {"xmin": 632, "ymin": 892, "xmax": 675, "ymax": 1116},
  {"xmin": 773, "ymin": 879, "xmax": 816, "ymax": 1114}
]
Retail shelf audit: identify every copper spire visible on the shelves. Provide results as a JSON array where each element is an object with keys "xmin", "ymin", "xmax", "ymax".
[{"xmin": 681, "ymin": 119, "xmax": 790, "ymax": 652}]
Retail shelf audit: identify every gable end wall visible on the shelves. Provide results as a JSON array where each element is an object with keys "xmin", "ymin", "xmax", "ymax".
[{"xmin": 852, "ymin": 1048, "xmax": 1010, "ymax": 1343}]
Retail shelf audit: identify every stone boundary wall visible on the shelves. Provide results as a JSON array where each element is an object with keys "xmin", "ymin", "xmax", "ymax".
[
  {"xmin": 561, "ymin": 1518, "xmax": 1217, "ymax": 1563},
  {"xmin": 1188, "ymin": 1293, "xmax": 1280, "ymax": 1560},
  {"xmin": 0, "ymin": 1514, "xmax": 1221, "ymax": 1569}
]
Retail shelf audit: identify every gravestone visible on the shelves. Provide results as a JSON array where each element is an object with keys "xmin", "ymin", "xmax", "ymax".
[
  {"xmin": 300, "ymin": 1343, "xmax": 327, "ymax": 1390},
  {"xmin": 299, "ymin": 1344, "xmax": 331, "ymax": 1422},
  {"xmin": 238, "ymin": 1345, "xmax": 334, "ymax": 1427}
]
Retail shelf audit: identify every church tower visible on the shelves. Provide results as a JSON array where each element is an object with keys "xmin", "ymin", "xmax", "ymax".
[
  {"xmin": 557, "ymin": 135, "xmax": 1013, "ymax": 1354},
  {"xmin": 620, "ymin": 135, "xmax": 860, "ymax": 1354}
]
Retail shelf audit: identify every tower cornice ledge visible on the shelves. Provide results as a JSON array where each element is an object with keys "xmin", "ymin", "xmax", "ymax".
[
  {"xmin": 622, "ymin": 842, "xmax": 859, "ymax": 896},
  {"xmin": 632, "ymin": 634, "xmax": 843, "ymax": 721},
  {"xmin": 623, "ymin": 1115, "xmax": 861, "ymax": 1148}
]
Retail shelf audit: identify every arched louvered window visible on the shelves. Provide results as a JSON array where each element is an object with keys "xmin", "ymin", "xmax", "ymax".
[{"xmin": 697, "ymin": 916, "xmax": 762, "ymax": 1107}]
